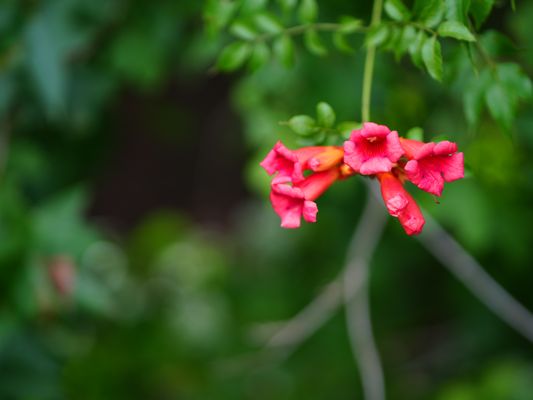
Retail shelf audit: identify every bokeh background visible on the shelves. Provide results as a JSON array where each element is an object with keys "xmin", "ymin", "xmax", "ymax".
[{"xmin": 0, "ymin": 0, "xmax": 532, "ymax": 399}]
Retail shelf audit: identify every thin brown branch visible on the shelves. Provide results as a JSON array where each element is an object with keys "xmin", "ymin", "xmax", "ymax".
[
  {"xmin": 418, "ymin": 214, "xmax": 533, "ymax": 343},
  {"xmin": 343, "ymin": 183, "xmax": 387, "ymax": 400}
]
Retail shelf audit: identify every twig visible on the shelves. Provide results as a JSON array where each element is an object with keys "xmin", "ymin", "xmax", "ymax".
[
  {"xmin": 266, "ymin": 280, "xmax": 343, "ymax": 358},
  {"xmin": 418, "ymin": 214, "xmax": 533, "ymax": 343},
  {"xmin": 366, "ymin": 182, "xmax": 533, "ymax": 344},
  {"xmin": 343, "ymin": 184, "xmax": 388, "ymax": 400},
  {"xmin": 265, "ymin": 183, "xmax": 386, "ymax": 363}
]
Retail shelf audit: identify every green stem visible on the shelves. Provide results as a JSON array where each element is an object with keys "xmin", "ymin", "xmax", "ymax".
[
  {"xmin": 361, "ymin": 0, "xmax": 384, "ymax": 123},
  {"xmin": 253, "ymin": 22, "xmax": 368, "ymax": 43}
]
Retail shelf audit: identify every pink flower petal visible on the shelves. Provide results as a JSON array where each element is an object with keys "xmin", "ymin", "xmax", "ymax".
[
  {"xmin": 359, "ymin": 122, "xmax": 390, "ymax": 139},
  {"xmin": 343, "ymin": 123, "xmax": 403, "ymax": 175},
  {"xmin": 270, "ymin": 183, "xmax": 305, "ymax": 229},
  {"xmin": 402, "ymin": 139, "xmax": 464, "ymax": 196},
  {"xmin": 268, "ymin": 169, "xmax": 338, "ymax": 229},
  {"xmin": 303, "ymin": 200, "xmax": 318, "ymax": 223},
  {"xmin": 360, "ymin": 157, "xmax": 394, "ymax": 175},
  {"xmin": 260, "ymin": 141, "xmax": 304, "ymax": 182}
]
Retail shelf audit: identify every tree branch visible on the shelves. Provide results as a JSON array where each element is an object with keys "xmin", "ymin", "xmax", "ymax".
[
  {"xmin": 343, "ymin": 185, "xmax": 388, "ymax": 400},
  {"xmin": 418, "ymin": 214, "xmax": 533, "ymax": 343},
  {"xmin": 265, "ymin": 183, "xmax": 386, "ymax": 367}
]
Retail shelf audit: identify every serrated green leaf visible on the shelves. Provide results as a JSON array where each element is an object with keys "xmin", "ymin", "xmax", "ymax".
[
  {"xmin": 422, "ymin": 36, "xmax": 443, "ymax": 81},
  {"xmin": 384, "ymin": 0, "xmax": 412, "ymax": 21},
  {"xmin": 333, "ymin": 31, "xmax": 354, "ymax": 53},
  {"xmin": 304, "ymin": 29, "xmax": 327, "ymax": 56},
  {"xmin": 365, "ymin": 25, "xmax": 390, "ymax": 47},
  {"xmin": 248, "ymin": 42, "xmax": 270, "ymax": 72},
  {"xmin": 229, "ymin": 21, "xmax": 257, "ymax": 40},
  {"xmin": 469, "ymin": 0, "xmax": 495, "ymax": 29},
  {"xmin": 316, "ymin": 102, "xmax": 336, "ymax": 128},
  {"xmin": 406, "ymin": 127, "xmax": 424, "ymax": 141},
  {"xmin": 216, "ymin": 41, "xmax": 252, "ymax": 71},
  {"xmin": 273, "ymin": 34, "xmax": 294, "ymax": 68},
  {"xmin": 253, "ymin": 12, "xmax": 284, "ymax": 34},
  {"xmin": 288, "ymin": 115, "xmax": 317, "ymax": 136},
  {"xmin": 409, "ymin": 30, "xmax": 427, "ymax": 68},
  {"xmin": 298, "ymin": 0, "xmax": 318, "ymax": 23},
  {"xmin": 417, "ymin": 0, "xmax": 445, "ymax": 28},
  {"xmin": 338, "ymin": 16, "xmax": 363, "ymax": 34},
  {"xmin": 438, "ymin": 21, "xmax": 475, "ymax": 41}
]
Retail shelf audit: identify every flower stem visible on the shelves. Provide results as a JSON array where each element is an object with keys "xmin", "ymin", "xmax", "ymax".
[{"xmin": 361, "ymin": 0, "xmax": 384, "ymax": 123}]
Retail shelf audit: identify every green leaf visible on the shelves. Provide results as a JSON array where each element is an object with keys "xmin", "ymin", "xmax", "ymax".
[
  {"xmin": 304, "ymin": 29, "xmax": 327, "ymax": 56},
  {"xmin": 248, "ymin": 42, "xmax": 270, "ymax": 72},
  {"xmin": 394, "ymin": 25, "xmax": 416, "ymax": 59},
  {"xmin": 438, "ymin": 21, "xmax": 476, "ymax": 41},
  {"xmin": 365, "ymin": 25, "xmax": 390, "ymax": 47},
  {"xmin": 253, "ymin": 12, "xmax": 284, "ymax": 34},
  {"xmin": 384, "ymin": 0, "xmax": 412, "ymax": 21},
  {"xmin": 338, "ymin": 16, "xmax": 363, "ymax": 34},
  {"xmin": 26, "ymin": 11, "xmax": 68, "ymax": 118},
  {"xmin": 417, "ymin": 0, "xmax": 445, "ymax": 28},
  {"xmin": 463, "ymin": 75, "xmax": 487, "ymax": 125},
  {"xmin": 204, "ymin": 0, "xmax": 239, "ymax": 36},
  {"xmin": 316, "ymin": 102, "xmax": 336, "ymax": 128},
  {"xmin": 384, "ymin": 26, "xmax": 402, "ymax": 51},
  {"xmin": 277, "ymin": 0, "xmax": 297, "ymax": 13},
  {"xmin": 288, "ymin": 115, "xmax": 317, "ymax": 136},
  {"xmin": 337, "ymin": 121, "xmax": 361, "ymax": 139},
  {"xmin": 485, "ymin": 83, "xmax": 513, "ymax": 130},
  {"xmin": 469, "ymin": 0, "xmax": 495, "ymax": 29},
  {"xmin": 444, "ymin": 0, "xmax": 470, "ymax": 23},
  {"xmin": 273, "ymin": 34, "xmax": 294, "ymax": 68},
  {"xmin": 298, "ymin": 0, "xmax": 318, "ymax": 23},
  {"xmin": 409, "ymin": 30, "xmax": 427, "ymax": 68},
  {"xmin": 496, "ymin": 63, "xmax": 532, "ymax": 99},
  {"xmin": 229, "ymin": 21, "xmax": 257, "ymax": 40},
  {"xmin": 422, "ymin": 35, "xmax": 443, "ymax": 81},
  {"xmin": 479, "ymin": 30, "xmax": 516, "ymax": 58},
  {"xmin": 216, "ymin": 41, "xmax": 252, "ymax": 71},
  {"xmin": 333, "ymin": 31, "xmax": 354, "ymax": 53},
  {"xmin": 240, "ymin": 0, "xmax": 269, "ymax": 14},
  {"xmin": 406, "ymin": 127, "xmax": 424, "ymax": 141}
]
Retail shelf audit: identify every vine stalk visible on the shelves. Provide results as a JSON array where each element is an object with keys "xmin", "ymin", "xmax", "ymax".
[
  {"xmin": 345, "ymin": 1, "xmax": 387, "ymax": 400},
  {"xmin": 361, "ymin": 0, "xmax": 383, "ymax": 123}
]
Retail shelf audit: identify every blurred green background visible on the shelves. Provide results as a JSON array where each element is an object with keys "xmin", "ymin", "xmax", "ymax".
[{"xmin": 0, "ymin": 0, "xmax": 532, "ymax": 399}]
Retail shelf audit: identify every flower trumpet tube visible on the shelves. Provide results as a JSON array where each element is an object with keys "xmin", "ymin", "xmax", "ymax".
[
  {"xmin": 270, "ymin": 168, "xmax": 340, "ymax": 228},
  {"xmin": 377, "ymin": 172, "xmax": 425, "ymax": 235},
  {"xmin": 260, "ymin": 141, "xmax": 343, "ymax": 183}
]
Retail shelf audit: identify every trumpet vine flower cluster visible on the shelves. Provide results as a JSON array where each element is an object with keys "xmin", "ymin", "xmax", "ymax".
[{"xmin": 260, "ymin": 123, "xmax": 464, "ymax": 235}]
